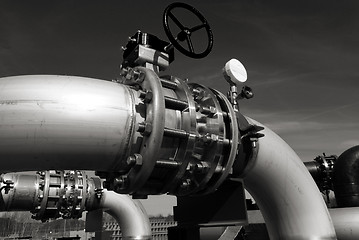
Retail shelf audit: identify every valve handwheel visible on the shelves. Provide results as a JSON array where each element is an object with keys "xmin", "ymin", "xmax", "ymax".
[{"xmin": 163, "ymin": 2, "xmax": 213, "ymax": 59}]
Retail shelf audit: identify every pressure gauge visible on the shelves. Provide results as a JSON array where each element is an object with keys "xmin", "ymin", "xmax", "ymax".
[{"xmin": 223, "ymin": 58, "xmax": 247, "ymax": 85}]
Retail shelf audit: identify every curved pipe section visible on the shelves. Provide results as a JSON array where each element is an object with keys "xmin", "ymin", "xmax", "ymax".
[
  {"xmin": 241, "ymin": 118, "xmax": 336, "ymax": 239},
  {"xmin": 333, "ymin": 145, "xmax": 359, "ymax": 207},
  {"xmin": 96, "ymin": 190, "xmax": 152, "ymax": 240}
]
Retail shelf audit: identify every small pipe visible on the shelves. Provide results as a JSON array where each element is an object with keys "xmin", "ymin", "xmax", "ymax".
[
  {"xmin": 0, "ymin": 173, "xmax": 40, "ymax": 211},
  {"xmin": 241, "ymin": 118, "xmax": 336, "ymax": 239},
  {"xmin": 304, "ymin": 161, "xmax": 322, "ymax": 183},
  {"xmin": 97, "ymin": 190, "xmax": 152, "ymax": 240}
]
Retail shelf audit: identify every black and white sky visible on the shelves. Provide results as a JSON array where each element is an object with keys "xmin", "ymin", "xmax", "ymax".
[{"xmin": 1, "ymin": 0, "xmax": 358, "ymax": 215}]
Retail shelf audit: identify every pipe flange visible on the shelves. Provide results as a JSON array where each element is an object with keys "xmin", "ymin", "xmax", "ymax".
[
  {"xmin": 31, "ymin": 170, "xmax": 65, "ymax": 221},
  {"xmin": 199, "ymin": 89, "xmax": 239, "ymax": 194},
  {"xmin": 160, "ymin": 76, "xmax": 198, "ymax": 195},
  {"xmin": 176, "ymin": 83, "xmax": 226, "ymax": 195},
  {"xmin": 31, "ymin": 170, "xmax": 89, "ymax": 221},
  {"xmin": 61, "ymin": 171, "xmax": 88, "ymax": 219},
  {"xmin": 117, "ymin": 67, "xmax": 166, "ymax": 194}
]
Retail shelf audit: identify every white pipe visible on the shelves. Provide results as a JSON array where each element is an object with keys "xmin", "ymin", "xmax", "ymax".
[
  {"xmin": 0, "ymin": 75, "xmax": 142, "ymax": 172},
  {"xmin": 329, "ymin": 207, "xmax": 359, "ymax": 240},
  {"xmin": 249, "ymin": 208, "xmax": 359, "ymax": 240},
  {"xmin": 242, "ymin": 118, "xmax": 337, "ymax": 239},
  {"xmin": 98, "ymin": 190, "xmax": 152, "ymax": 240}
]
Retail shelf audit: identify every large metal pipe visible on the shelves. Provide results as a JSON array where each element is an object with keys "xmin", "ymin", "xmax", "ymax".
[
  {"xmin": 241, "ymin": 118, "xmax": 337, "ymax": 239},
  {"xmin": 0, "ymin": 75, "xmax": 142, "ymax": 172}
]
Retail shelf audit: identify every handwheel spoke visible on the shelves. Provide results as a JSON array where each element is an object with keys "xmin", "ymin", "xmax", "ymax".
[
  {"xmin": 186, "ymin": 35, "xmax": 194, "ymax": 53},
  {"xmin": 168, "ymin": 11, "xmax": 186, "ymax": 30},
  {"xmin": 190, "ymin": 23, "xmax": 207, "ymax": 32}
]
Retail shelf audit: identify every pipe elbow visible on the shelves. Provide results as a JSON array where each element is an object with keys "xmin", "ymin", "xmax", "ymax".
[
  {"xmin": 242, "ymin": 118, "xmax": 336, "ymax": 239},
  {"xmin": 98, "ymin": 190, "xmax": 152, "ymax": 240}
]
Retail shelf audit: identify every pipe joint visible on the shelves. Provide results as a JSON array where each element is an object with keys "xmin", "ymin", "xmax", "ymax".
[
  {"xmin": 100, "ymin": 69, "xmax": 247, "ymax": 197},
  {"xmin": 305, "ymin": 154, "xmax": 337, "ymax": 194},
  {"xmin": 0, "ymin": 171, "xmax": 152, "ymax": 239},
  {"xmin": 31, "ymin": 170, "xmax": 89, "ymax": 221}
]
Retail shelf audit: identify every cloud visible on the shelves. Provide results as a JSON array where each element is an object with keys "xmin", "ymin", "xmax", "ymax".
[
  {"xmin": 297, "ymin": 102, "xmax": 359, "ymax": 122},
  {"xmin": 244, "ymin": 105, "xmax": 359, "ymax": 161},
  {"xmin": 264, "ymin": 120, "xmax": 324, "ymax": 134}
]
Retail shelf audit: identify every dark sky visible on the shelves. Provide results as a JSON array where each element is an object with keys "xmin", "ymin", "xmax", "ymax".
[{"xmin": 1, "ymin": 0, "xmax": 359, "ymax": 215}]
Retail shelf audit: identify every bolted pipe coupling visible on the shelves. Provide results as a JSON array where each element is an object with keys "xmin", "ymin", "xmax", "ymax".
[
  {"xmin": 0, "ymin": 171, "xmax": 152, "ymax": 239},
  {"xmin": 31, "ymin": 170, "xmax": 89, "ymax": 221},
  {"xmin": 305, "ymin": 154, "xmax": 337, "ymax": 192},
  {"xmin": 102, "ymin": 66, "xmax": 247, "ymax": 197},
  {"xmin": 0, "ymin": 170, "xmax": 95, "ymax": 221}
]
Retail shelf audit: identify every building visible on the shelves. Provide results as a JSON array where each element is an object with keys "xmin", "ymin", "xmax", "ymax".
[{"xmin": 102, "ymin": 216, "xmax": 177, "ymax": 240}]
